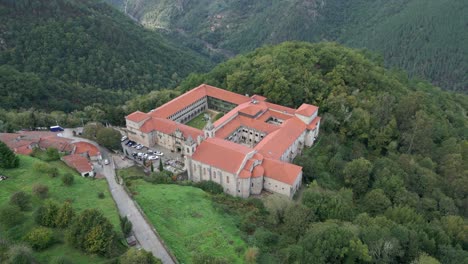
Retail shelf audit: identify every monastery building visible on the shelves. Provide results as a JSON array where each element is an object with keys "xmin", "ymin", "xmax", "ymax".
[{"xmin": 125, "ymin": 84, "xmax": 320, "ymax": 198}]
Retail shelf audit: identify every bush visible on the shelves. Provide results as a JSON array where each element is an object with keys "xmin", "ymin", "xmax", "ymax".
[
  {"xmin": 46, "ymin": 147, "xmax": 60, "ymax": 161},
  {"xmin": 62, "ymin": 173, "xmax": 74, "ymax": 186},
  {"xmin": 24, "ymin": 227, "xmax": 54, "ymax": 250},
  {"xmin": 119, "ymin": 248, "xmax": 161, "ymax": 264},
  {"xmin": 67, "ymin": 209, "xmax": 116, "ymax": 256},
  {"xmin": 34, "ymin": 201, "xmax": 59, "ymax": 227},
  {"xmin": 50, "ymin": 167, "xmax": 59, "ymax": 178},
  {"xmin": 9, "ymin": 191, "xmax": 30, "ymax": 211},
  {"xmin": 6, "ymin": 244, "xmax": 34, "ymax": 264},
  {"xmin": 32, "ymin": 184, "xmax": 49, "ymax": 199},
  {"xmin": 120, "ymin": 216, "xmax": 133, "ymax": 236},
  {"xmin": 0, "ymin": 141, "xmax": 19, "ymax": 169},
  {"xmin": 0, "ymin": 205, "xmax": 24, "ymax": 228},
  {"xmin": 55, "ymin": 202, "xmax": 74, "ymax": 228},
  {"xmin": 98, "ymin": 192, "xmax": 105, "ymax": 199},
  {"xmin": 194, "ymin": 181, "xmax": 224, "ymax": 194}
]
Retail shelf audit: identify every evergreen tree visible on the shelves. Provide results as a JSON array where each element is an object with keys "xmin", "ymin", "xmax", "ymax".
[{"xmin": 0, "ymin": 141, "xmax": 19, "ymax": 169}]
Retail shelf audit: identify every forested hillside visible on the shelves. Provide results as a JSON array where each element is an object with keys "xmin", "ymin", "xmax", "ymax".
[
  {"xmin": 180, "ymin": 42, "xmax": 468, "ymax": 263},
  {"xmin": 107, "ymin": 0, "xmax": 467, "ymax": 92},
  {"xmin": 0, "ymin": 0, "xmax": 211, "ymax": 112}
]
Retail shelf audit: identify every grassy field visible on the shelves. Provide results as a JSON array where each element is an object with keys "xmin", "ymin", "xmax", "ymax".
[
  {"xmin": 0, "ymin": 155, "xmax": 121, "ymax": 263},
  {"xmin": 185, "ymin": 112, "xmax": 208, "ymax": 129},
  {"xmin": 132, "ymin": 181, "xmax": 246, "ymax": 263}
]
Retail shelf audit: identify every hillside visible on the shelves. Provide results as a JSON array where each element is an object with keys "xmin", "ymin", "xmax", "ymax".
[
  {"xmin": 0, "ymin": 0, "xmax": 212, "ymax": 112},
  {"xmin": 179, "ymin": 42, "xmax": 468, "ymax": 263},
  {"xmin": 107, "ymin": 0, "xmax": 467, "ymax": 92}
]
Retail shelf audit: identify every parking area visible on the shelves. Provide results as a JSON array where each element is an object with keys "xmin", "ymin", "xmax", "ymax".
[{"xmin": 121, "ymin": 140, "xmax": 185, "ymax": 174}]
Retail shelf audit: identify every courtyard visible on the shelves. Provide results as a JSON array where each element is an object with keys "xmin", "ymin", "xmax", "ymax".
[{"xmin": 185, "ymin": 110, "xmax": 223, "ymax": 130}]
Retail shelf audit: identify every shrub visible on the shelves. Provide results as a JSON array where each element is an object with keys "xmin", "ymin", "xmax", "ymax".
[
  {"xmin": 32, "ymin": 184, "xmax": 49, "ymax": 199},
  {"xmin": 62, "ymin": 173, "xmax": 74, "ymax": 186},
  {"xmin": 0, "ymin": 141, "xmax": 19, "ymax": 169},
  {"xmin": 24, "ymin": 227, "xmax": 54, "ymax": 250},
  {"xmin": 46, "ymin": 147, "xmax": 60, "ymax": 161},
  {"xmin": 33, "ymin": 162, "xmax": 53, "ymax": 174},
  {"xmin": 98, "ymin": 192, "xmax": 105, "ymax": 199},
  {"xmin": 6, "ymin": 244, "xmax": 34, "ymax": 264},
  {"xmin": 67, "ymin": 209, "xmax": 115, "ymax": 256},
  {"xmin": 9, "ymin": 191, "xmax": 30, "ymax": 211},
  {"xmin": 245, "ymin": 247, "xmax": 259, "ymax": 264},
  {"xmin": 195, "ymin": 181, "xmax": 224, "ymax": 194},
  {"xmin": 50, "ymin": 167, "xmax": 59, "ymax": 178},
  {"xmin": 55, "ymin": 202, "xmax": 74, "ymax": 228},
  {"xmin": 119, "ymin": 248, "xmax": 161, "ymax": 264},
  {"xmin": 120, "ymin": 216, "xmax": 133, "ymax": 236},
  {"xmin": 0, "ymin": 205, "xmax": 24, "ymax": 228},
  {"xmin": 34, "ymin": 201, "xmax": 59, "ymax": 227}
]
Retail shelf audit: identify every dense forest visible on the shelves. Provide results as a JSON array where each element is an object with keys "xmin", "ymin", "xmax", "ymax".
[
  {"xmin": 179, "ymin": 42, "xmax": 468, "ymax": 263},
  {"xmin": 0, "ymin": 0, "xmax": 212, "ymax": 112},
  {"xmin": 107, "ymin": 0, "xmax": 467, "ymax": 92}
]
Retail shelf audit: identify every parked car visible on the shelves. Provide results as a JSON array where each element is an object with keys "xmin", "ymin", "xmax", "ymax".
[
  {"xmin": 132, "ymin": 143, "xmax": 139, "ymax": 148},
  {"xmin": 136, "ymin": 144, "xmax": 143, "ymax": 150},
  {"xmin": 131, "ymin": 153, "xmax": 138, "ymax": 157},
  {"xmin": 148, "ymin": 155, "xmax": 159, "ymax": 160},
  {"xmin": 147, "ymin": 150, "xmax": 154, "ymax": 155},
  {"xmin": 104, "ymin": 159, "xmax": 110, "ymax": 165},
  {"xmin": 155, "ymin": 151, "xmax": 164, "ymax": 156},
  {"xmin": 121, "ymin": 136, "xmax": 128, "ymax": 142},
  {"xmin": 137, "ymin": 152, "xmax": 144, "ymax": 157}
]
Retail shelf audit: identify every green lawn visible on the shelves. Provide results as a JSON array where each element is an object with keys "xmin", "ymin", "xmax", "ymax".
[
  {"xmin": 185, "ymin": 112, "xmax": 208, "ymax": 129},
  {"xmin": 0, "ymin": 155, "xmax": 121, "ymax": 263},
  {"xmin": 132, "ymin": 181, "xmax": 246, "ymax": 263}
]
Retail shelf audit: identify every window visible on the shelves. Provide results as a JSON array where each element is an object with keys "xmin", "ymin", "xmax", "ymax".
[
  {"xmin": 203, "ymin": 168, "xmax": 206, "ymax": 175},
  {"xmin": 251, "ymin": 183, "xmax": 254, "ymax": 187},
  {"xmin": 226, "ymin": 176, "xmax": 229, "ymax": 183}
]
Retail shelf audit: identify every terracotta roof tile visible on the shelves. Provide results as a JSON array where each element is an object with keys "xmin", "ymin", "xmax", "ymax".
[
  {"xmin": 295, "ymin": 103, "xmax": 318, "ymax": 117},
  {"xmin": 307, "ymin": 116, "xmax": 321, "ymax": 130},
  {"xmin": 74, "ymin": 142, "xmax": 100, "ymax": 157},
  {"xmin": 149, "ymin": 84, "xmax": 251, "ymax": 119},
  {"xmin": 126, "ymin": 111, "xmax": 150, "ymax": 123},
  {"xmin": 62, "ymin": 154, "xmax": 93, "ymax": 173},
  {"xmin": 252, "ymin": 165, "xmax": 264, "ymax": 178},
  {"xmin": 38, "ymin": 137, "xmax": 74, "ymax": 152},
  {"xmin": 255, "ymin": 117, "xmax": 306, "ymax": 159},
  {"xmin": 192, "ymin": 138, "xmax": 251, "ymax": 174},
  {"xmin": 262, "ymin": 158, "xmax": 302, "ymax": 185}
]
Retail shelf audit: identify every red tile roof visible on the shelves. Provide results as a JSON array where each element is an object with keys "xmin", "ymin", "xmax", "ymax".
[
  {"xmin": 252, "ymin": 165, "xmax": 264, "ymax": 178},
  {"xmin": 62, "ymin": 154, "xmax": 93, "ymax": 173},
  {"xmin": 251, "ymin": 94, "xmax": 267, "ymax": 101},
  {"xmin": 140, "ymin": 117, "xmax": 203, "ymax": 140},
  {"xmin": 149, "ymin": 84, "xmax": 251, "ymax": 119},
  {"xmin": 15, "ymin": 145, "xmax": 33, "ymax": 155},
  {"xmin": 192, "ymin": 138, "xmax": 252, "ymax": 174},
  {"xmin": 38, "ymin": 137, "xmax": 74, "ymax": 152},
  {"xmin": 126, "ymin": 111, "xmax": 150, "ymax": 123},
  {"xmin": 295, "ymin": 103, "xmax": 318, "ymax": 117},
  {"xmin": 307, "ymin": 116, "xmax": 321, "ymax": 130},
  {"xmin": 74, "ymin": 142, "xmax": 100, "ymax": 157},
  {"xmin": 255, "ymin": 117, "xmax": 306, "ymax": 159},
  {"xmin": 262, "ymin": 158, "xmax": 302, "ymax": 185}
]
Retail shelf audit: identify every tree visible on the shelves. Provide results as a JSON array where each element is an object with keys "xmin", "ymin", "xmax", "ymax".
[
  {"xmin": 35, "ymin": 201, "xmax": 59, "ymax": 227},
  {"xmin": 6, "ymin": 244, "xmax": 34, "ymax": 264},
  {"xmin": 300, "ymin": 221, "xmax": 371, "ymax": 263},
  {"xmin": 62, "ymin": 173, "xmax": 74, "ymax": 186},
  {"xmin": 361, "ymin": 188, "xmax": 392, "ymax": 216},
  {"xmin": 119, "ymin": 248, "xmax": 162, "ymax": 264},
  {"xmin": 24, "ymin": 227, "xmax": 54, "ymax": 250},
  {"xmin": 411, "ymin": 253, "xmax": 440, "ymax": 264},
  {"xmin": 0, "ymin": 141, "xmax": 19, "ymax": 169},
  {"xmin": 0, "ymin": 205, "xmax": 24, "ymax": 228},
  {"xmin": 9, "ymin": 191, "xmax": 30, "ymax": 211},
  {"xmin": 82, "ymin": 123, "xmax": 104, "ymax": 140},
  {"xmin": 158, "ymin": 158, "xmax": 163, "ymax": 172},
  {"xmin": 32, "ymin": 184, "xmax": 49, "ymax": 199},
  {"xmin": 282, "ymin": 203, "xmax": 314, "ymax": 241},
  {"xmin": 55, "ymin": 202, "xmax": 74, "ymax": 228},
  {"xmin": 244, "ymin": 247, "xmax": 259, "ymax": 264},
  {"xmin": 343, "ymin": 158, "xmax": 373, "ymax": 197},
  {"xmin": 96, "ymin": 127, "xmax": 121, "ymax": 150},
  {"xmin": 46, "ymin": 147, "xmax": 60, "ymax": 161},
  {"xmin": 67, "ymin": 209, "xmax": 115, "ymax": 255},
  {"xmin": 120, "ymin": 216, "xmax": 133, "ymax": 236}
]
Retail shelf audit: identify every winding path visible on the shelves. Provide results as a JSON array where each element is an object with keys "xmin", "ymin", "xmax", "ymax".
[{"xmin": 61, "ymin": 129, "xmax": 175, "ymax": 264}]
